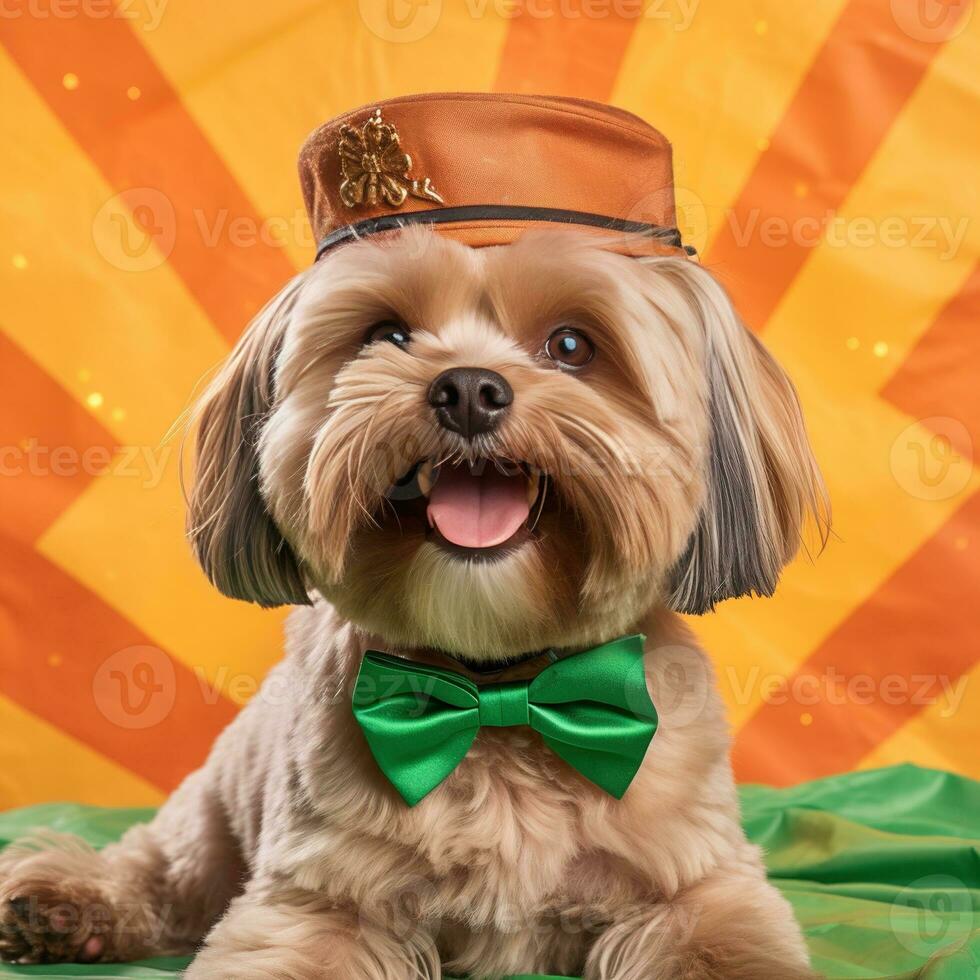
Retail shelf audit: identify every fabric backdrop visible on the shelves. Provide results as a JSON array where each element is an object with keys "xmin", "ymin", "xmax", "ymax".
[{"xmin": 0, "ymin": 0, "xmax": 978, "ymax": 810}]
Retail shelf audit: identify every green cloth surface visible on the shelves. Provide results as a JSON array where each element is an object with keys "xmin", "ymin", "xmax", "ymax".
[{"xmin": 0, "ymin": 765, "xmax": 977, "ymax": 979}]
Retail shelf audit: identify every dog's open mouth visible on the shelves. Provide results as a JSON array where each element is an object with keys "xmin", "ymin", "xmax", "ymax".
[{"xmin": 387, "ymin": 459, "xmax": 546, "ymax": 557}]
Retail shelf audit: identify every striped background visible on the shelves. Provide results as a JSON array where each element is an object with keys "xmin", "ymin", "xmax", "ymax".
[{"xmin": 0, "ymin": 0, "xmax": 977, "ymax": 809}]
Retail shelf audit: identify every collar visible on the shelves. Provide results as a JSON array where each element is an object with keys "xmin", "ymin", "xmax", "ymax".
[{"xmin": 445, "ymin": 646, "xmax": 560, "ymax": 677}]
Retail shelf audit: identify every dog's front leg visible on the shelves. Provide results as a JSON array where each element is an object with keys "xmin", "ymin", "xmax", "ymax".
[
  {"xmin": 584, "ymin": 853, "xmax": 817, "ymax": 980},
  {"xmin": 185, "ymin": 882, "xmax": 441, "ymax": 980},
  {"xmin": 0, "ymin": 769, "xmax": 240, "ymax": 964}
]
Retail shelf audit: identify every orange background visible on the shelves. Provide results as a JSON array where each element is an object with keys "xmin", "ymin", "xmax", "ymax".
[{"xmin": 0, "ymin": 0, "xmax": 978, "ymax": 809}]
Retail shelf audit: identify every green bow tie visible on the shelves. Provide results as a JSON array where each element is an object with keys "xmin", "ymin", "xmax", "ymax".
[{"xmin": 351, "ymin": 634, "xmax": 657, "ymax": 806}]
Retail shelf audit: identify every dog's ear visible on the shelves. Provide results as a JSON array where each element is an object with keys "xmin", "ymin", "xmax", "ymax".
[
  {"xmin": 186, "ymin": 275, "xmax": 311, "ymax": 608},
  {"xmin": 665, "ymin": 265, "xmax": 829, "ymax": 614}
]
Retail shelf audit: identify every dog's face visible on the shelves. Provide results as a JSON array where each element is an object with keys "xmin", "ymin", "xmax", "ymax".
[{"xmin": 188, "ymin": 229, "xmax": 826, "ymax": 660}]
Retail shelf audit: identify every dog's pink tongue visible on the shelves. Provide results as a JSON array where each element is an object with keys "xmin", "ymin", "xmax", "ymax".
[{"xmin": 427, "ymin": 466, "xmax": 529, "ymax": 548}]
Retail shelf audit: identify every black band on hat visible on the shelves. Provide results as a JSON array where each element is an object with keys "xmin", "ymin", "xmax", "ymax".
[{"xmin": 315, "ymin": 205, "xmax": 696, "ymax": 260}]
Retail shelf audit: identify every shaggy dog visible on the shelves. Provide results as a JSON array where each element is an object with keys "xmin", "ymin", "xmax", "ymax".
[{"xmin": 0, "ymin": 227, "xmax": 827, "ymax": 979}]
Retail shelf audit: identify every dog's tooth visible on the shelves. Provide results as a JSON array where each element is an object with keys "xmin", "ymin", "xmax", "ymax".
[
  {"xmin": 526, "ymin": 469, "xmax": 541, "ymax": 506},
  {"xmin": 418, "ymin": 460, "xmax": 434, "ymax": 497}
]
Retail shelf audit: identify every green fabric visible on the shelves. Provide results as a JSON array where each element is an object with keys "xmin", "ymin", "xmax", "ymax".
[
  {"xmin": 351, "ymin": 635, "xmax": 658, "ymax": 805},
  {"xmin": 740, "ymin": 766, "xmax": 980, "ymax": 979},
  {"xmin": 0, "ymin": 765, "xmax": 978, "ymax": 978}
]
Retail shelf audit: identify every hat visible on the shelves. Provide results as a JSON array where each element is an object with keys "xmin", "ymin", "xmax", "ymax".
[{"xmin": 299, "ymin": 92, "xmax": 695, "ymax": 261}]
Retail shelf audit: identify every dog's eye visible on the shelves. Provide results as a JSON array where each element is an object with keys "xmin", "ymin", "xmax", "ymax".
[
  {"xmin": 365, "ymin": 321, "xmax": 410, "ymax": 348},
  {"xmin": 545, "ymin": 327, "xmax": 594, "ymax": 369}
]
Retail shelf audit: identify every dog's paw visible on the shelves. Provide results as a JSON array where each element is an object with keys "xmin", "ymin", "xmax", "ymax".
[{"xmin": 0, "ymin": 880, "xmax": 114, "ymax": 965}]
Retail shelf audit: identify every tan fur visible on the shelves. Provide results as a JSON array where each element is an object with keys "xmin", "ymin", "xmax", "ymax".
[{"xmin": 0, "ymin": 229, "xmax": 827, "ymax": 978}]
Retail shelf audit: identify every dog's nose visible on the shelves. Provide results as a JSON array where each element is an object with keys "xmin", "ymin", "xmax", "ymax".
[{"xmin": 428, "ymin": 368, "xmax": 513, "ymax": 438}]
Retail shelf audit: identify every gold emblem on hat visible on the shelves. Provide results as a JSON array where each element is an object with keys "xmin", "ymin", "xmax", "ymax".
[{"xmin": 339, "ymin": 108, "xmax": 444, "ymax": 210}]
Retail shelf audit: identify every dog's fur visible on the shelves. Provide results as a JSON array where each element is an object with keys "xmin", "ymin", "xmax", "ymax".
[{"xmin": 0, "ymin": 229, "xmax": 828, "ymax": 978}]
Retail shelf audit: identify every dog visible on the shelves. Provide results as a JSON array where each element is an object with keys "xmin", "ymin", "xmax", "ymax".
[
  {"xmin": 0, "ymin": 226, "xmax": 827, "ymax": 978},
  {"xmin": 0, "ymin": 95, "xmax": 828, "ymax": 979}
]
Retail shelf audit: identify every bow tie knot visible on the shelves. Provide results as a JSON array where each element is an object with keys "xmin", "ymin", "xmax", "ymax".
[
  {"xmin": 352, "ymin": 635, "xmax": 657, "ymax": 806},
  {"xmin": 478, "ymin": 680, "xmax": 531, "ymax": 728}
]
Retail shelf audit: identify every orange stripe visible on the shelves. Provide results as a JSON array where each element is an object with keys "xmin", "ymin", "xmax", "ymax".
[
  {"xmin": 0, "ymin": 2, "xmax": 296, "ymax": 342},
  {"xmin": 881, "ymin": 264, "xmax": 980, "ymax": 458},
  {"xmin": 493, "ymin": 0, "xmax": 638, "ymax": 100},
  {"xmin": 0, "ymin": 536, "xmax": 238, "ymax": 791},
  {"xmin": 704, "ymin": 0, "xmax": 968, "ymax": 329},
  {"xmin": 0, "ymin": 334, "xmax": 116, "ymax": 545},
  {"xmin": 733, "ymin": 488, "xmax": 980, "ymax": 785}
]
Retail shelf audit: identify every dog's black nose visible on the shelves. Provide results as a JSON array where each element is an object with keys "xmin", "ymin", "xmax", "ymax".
[{"xmin": 428, "ymin": 368, "xmax": 513, "ymax": 438}]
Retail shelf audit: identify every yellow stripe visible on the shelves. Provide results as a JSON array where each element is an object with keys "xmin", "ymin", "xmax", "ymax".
[
  {"xmin": 857, "ymin": 658, "xmax": 980, "ymax": 780},
  {"xmin": 612, "ymin": 0, "xmax": 849, "ymax": 252},
  {"xmin": 696, "ymin": 23, "xmax": 980, "ymax": 728},
  {"xmin": 0, "ymin": 695, "xmax": 163, "ymax": 808},
  {"xmin": 136, "ymin": 1, "xmax": 511, "ymax": 268}
]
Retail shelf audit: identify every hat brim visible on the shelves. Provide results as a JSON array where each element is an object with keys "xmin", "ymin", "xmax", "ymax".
[
  {"xmin": 314, "ymin": 205, "xmax": 695, "ymax": 261},
  {"xmin": 422, "ymin": 220, "xmax": 692, "ymax": 258}
]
